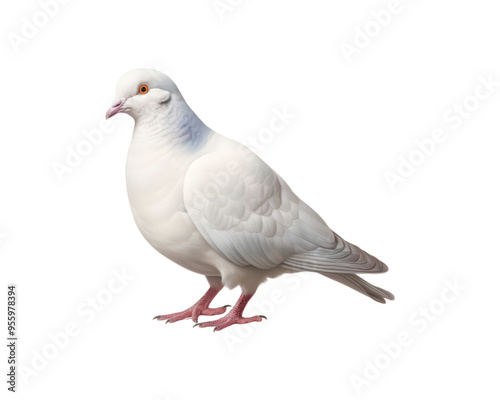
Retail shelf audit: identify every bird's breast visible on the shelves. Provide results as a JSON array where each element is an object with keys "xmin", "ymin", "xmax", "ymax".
[{"xmin": 125, "ymin": 137, "xmax": 214, "ymax": 271}]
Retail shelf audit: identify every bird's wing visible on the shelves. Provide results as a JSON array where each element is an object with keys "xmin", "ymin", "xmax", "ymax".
[{"xmin": 183, "ymin": 148, "xmax": 386, "ymax": 273}]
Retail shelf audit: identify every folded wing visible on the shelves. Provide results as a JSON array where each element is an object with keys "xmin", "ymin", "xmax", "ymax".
[{"xmin": 183, "ymin": 148, "xmax": 387, "ymax": 274}]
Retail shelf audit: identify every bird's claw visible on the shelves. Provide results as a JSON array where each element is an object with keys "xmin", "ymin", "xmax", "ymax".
[
  {"xmin": 154, "ymin": 303, "xmax": 229, "ymax": 324},
  {"xmin": 193, "ymin": 314, "xmax": 267, "ymax": 331}
]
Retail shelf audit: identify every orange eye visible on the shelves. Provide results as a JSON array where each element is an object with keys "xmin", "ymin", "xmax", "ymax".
[{"xmin": 138, "ymin": 84, "xmax": 149, "ymax": 94}]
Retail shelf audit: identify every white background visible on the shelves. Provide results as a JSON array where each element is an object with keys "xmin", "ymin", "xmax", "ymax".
[{"xmin": 1, "ymin": 0, "xmax": 499, "ymax": 399}]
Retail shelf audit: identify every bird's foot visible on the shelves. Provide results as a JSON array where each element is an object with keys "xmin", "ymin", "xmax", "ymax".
[
  {"xmin": 153, "ymin": 286, "xmax": 229, "ymax": 323},
  {"xmin": 194, "ymin": 292, "xmax": 265, "ymax": 331},
  {"xmin": 193, "ymin": 310, "xmax": 266, "ymax": 331},
  {"xmin": 153, "ymin": 304, "xmax": 230, "ymax": 324}
]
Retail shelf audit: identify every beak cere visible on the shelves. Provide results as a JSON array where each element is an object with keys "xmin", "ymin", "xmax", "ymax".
[{"xmin": 106, "ymin": 98, "xmax": 126, "ymax": 119}]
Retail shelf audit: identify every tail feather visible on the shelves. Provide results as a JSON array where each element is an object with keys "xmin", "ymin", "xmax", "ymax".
[
  {"xmin": 322, "ymin": 272, "xmax": 395, "ymax": 303},
  {"xmin": 283, "ymin": 231, "xmax": 388, "ymax": 274}
]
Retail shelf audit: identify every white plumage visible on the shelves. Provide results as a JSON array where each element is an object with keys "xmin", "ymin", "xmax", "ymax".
[{"xmin": 106, "ymin": 68, "xmax": 393, "ymax": 330}]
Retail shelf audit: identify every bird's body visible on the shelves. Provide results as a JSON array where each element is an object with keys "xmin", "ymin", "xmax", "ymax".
[
  {"xmin": 126, "ymin": 116, "xmax": 291, "ymax": 292},
  {"xmin": 107, "ymin": 68, "xmax": 394, "ymax": 330}
]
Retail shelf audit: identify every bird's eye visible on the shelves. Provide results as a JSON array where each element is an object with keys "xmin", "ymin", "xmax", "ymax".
[{"xmin": 138, "ymin": 84, "xmax": 149, "ymax": 94}]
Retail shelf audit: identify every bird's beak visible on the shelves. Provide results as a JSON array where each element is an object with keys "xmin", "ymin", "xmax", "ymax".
[{"xmin": 106, "ymin": 98, "xmax": 126, "ymax": 119}]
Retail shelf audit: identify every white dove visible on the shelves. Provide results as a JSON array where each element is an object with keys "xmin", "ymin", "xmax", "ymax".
[{"xmin": 106, "ymin": 69, "xmax": 394, "ymax": 331}]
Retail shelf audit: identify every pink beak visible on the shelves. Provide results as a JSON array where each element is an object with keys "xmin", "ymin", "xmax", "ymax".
[{"xmin": 106, "ymin": 98, "xmax": 126, "ymax": 119}]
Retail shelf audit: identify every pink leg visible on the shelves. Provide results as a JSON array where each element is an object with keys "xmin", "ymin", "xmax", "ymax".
[
  {"xmin": 153, "ymin": 282, "xmax": 229, "ymax": 324},
  {"xmin": 194, "ymin": 293, "xmax": 266, "ymax": 331}
]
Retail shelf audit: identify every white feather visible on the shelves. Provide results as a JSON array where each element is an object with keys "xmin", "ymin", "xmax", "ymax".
[{"xmin": 114, "ymin": 68, "xmax": 392, "ymax": 297}]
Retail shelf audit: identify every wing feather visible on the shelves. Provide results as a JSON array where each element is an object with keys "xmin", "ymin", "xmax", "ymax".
[{"xmin": 183, "ymin": 148, "xmax": 387, "ymax": 274}]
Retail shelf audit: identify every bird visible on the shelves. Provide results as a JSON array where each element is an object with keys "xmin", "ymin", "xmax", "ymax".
[{"xmin": 105, "ymin": 68, "xmax": 394, "ymax": 331}]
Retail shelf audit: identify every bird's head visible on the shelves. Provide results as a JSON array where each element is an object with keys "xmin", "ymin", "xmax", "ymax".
[{"xmin": 106, "ymin": 68, "xmax": 182, "ymax": 120}]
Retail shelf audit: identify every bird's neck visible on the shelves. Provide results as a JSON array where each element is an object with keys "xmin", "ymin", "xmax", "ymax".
[{"xmin": 132, "ymin": 97, "xmax": 211, "ymax": 151}]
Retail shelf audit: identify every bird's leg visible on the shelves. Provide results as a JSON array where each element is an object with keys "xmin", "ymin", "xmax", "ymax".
[
  {"xmin": 154, "ymin": 277, "xmax": 229, "ymax": 323},
  {"xmin": 194, "ymin": 292, "xmax": 266, "ymax": 331}
]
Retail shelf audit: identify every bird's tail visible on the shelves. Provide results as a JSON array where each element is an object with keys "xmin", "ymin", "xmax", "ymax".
[{"xmin": 321, "ymin": 272, "xmax": 395, "ymax": 303}]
